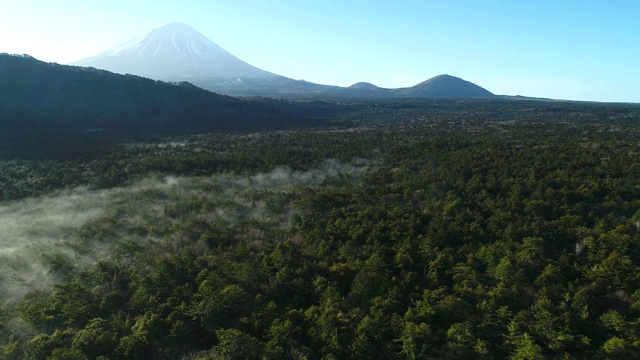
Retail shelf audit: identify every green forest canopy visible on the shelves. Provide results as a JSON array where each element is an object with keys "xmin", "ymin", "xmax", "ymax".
[{"xmin": 1, "ymin": 99, "xmax": 640, "ymax": 359}]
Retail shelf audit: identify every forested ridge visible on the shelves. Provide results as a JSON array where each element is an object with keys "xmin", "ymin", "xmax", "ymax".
[
  {"xmin": 0, "ymin": 53, "xmax": 342, "ymax": 134},
  {"xmin": 2, "ymin": 99, "xmax": 640, "ymax": 359}
]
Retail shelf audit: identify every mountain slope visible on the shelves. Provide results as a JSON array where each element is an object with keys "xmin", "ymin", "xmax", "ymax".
[
  {"xmin": 72, "ymin": 22, "xmax": 276, "ymax": 81},
  {"xmin": 0, "ymin": 54, "xmax": 337, "ymax": 133},
  {"xmin": 392, "ymin": 74, "xmax": 494, "ymax": 98}
]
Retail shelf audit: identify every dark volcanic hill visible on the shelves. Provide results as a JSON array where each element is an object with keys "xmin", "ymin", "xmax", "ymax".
[
  {"xmin": 392, "ymin": 74, "xmax": 494, "ymax": 98},
  {"xmin": 0, "ymin": 54, "xmax": 338, "ymax": 134},
  {"xmin": 349, "ymin": 82, "xmax": 380, "ymax": 90}
]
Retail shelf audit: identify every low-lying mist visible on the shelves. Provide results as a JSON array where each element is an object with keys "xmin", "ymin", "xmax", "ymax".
[{"xmin": 0, "ymin": 159, "xmax": 370, "ymax": 305}]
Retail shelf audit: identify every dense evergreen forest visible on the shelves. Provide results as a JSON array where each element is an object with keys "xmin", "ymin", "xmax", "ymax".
[{"xmin": 2, "ymin": 99, "xmax": 640, "ymax": 359}]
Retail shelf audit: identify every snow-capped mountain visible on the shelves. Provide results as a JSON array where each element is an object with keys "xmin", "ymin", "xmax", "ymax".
[
  {"xmin": 71, "ymin": 22, "xmax": 495, "ymax": 99},
  {"xmin": 71, "ymin": 22, "xmax": 277, "ymax": 80}
]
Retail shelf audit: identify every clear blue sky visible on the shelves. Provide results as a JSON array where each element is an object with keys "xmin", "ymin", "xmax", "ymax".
[{"xmin": 1, "ymin": 0, "xmax": 638, "ymax": 102}]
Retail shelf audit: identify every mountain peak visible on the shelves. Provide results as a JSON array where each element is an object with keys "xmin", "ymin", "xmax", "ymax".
[
  {"xmin": 91, "ymin": 22, "xmax": 232, "ymax": 61},
  {"xmin": 349, "ymin": 82, "xmax": 379, "ymax": 90},
  {"xmin": 71, "ymin": 22, "xmax": 276, "ymax": 80},
  {"xmin": 416, "ymin": 74, "xmax": 462, "ymax": 85},
  {"xmin": 393, "ymin": 74, "xmax": 494, "ymax": 98}
]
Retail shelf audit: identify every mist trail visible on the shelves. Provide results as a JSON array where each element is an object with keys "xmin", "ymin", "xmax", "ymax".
[{"xmin": 0, "ymin": 160, "xmax": 370, "ymax": 303}]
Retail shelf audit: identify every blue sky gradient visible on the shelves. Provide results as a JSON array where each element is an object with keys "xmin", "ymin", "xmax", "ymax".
[{"xmin": 1, "ymin": 0, "xmax": 638, "ymax": 102}]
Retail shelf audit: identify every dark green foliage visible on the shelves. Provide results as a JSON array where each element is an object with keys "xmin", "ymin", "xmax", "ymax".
[{"xmin": 2, "ymin": 98, "xmax": 640, "ymax": 359}]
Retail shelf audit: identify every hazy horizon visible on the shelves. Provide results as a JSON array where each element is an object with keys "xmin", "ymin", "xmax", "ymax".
[{"xmin": 1, "ymin": 0, "xmax": 638, "ymax": 102}]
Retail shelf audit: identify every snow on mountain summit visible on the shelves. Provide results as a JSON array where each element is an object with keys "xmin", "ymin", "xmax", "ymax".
[
  {"xmin": 72, "ymin": 22, "xmax": 276, "ymax": 80},
  {"xmin": 103, "ymin": 22, "xmax": 231, "ymax": 59}
]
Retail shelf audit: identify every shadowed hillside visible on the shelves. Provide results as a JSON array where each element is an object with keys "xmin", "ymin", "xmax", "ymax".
[{"xmin": 0, "ymin": 54, "xmax": 341, "ymax": 134}]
